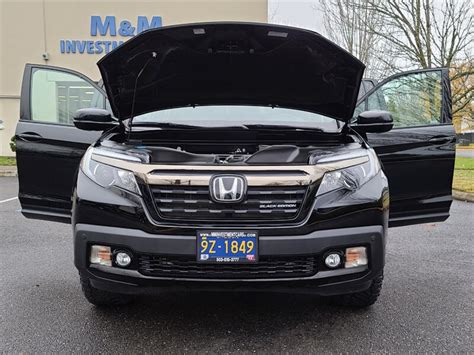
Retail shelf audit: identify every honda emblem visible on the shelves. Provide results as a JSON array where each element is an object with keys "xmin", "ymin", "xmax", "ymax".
[{"xmin": 210, "ymin": 175, "xmax": 246, "ymax": 203}]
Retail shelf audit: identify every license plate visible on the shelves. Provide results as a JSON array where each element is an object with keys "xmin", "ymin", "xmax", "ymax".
[{"xmin": 197, "ymin": 231, "xmax": 258, "ymax": 263}]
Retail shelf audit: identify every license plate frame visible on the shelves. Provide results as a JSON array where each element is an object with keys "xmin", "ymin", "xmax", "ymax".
[{"xmin": 196, "ymin": 230, "xmax": 259, "ymax": 264}]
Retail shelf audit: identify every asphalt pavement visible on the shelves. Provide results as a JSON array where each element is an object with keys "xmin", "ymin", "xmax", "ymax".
[{"xmin": 1, "ymin": 176, "xmax": 473, "ymax": 353}]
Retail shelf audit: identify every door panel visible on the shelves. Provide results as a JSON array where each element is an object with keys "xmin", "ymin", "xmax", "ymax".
[
  {"xmin": 356, "ymin": 68, "xmax": 455, "ymax": 227},
  {"xmin": 16, "ymin": 64, "xmax": 106, "ymax": 223}
]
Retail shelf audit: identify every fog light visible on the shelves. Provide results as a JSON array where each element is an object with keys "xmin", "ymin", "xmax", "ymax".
[
  {"xmin": 115, "ymin": 251, "xmax": 132, "ymax": 267},
  {"xmin": 90, "ymin": 245, "xmax": 112, "ymax": 266},
  {"xmin": 325, "ymin": 253, "xmax": 342, "ymax": 268},
  {"xmin": 345, "ymin": 246, "xmax": 368, "ymax": 268}
]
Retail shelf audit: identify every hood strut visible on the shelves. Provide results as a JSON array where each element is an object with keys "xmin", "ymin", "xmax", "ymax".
[{"xmin": 127, "ymin": 51, "xmax": 158, "ymax": 142}]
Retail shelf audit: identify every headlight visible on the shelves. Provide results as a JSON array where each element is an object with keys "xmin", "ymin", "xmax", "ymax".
[
  {"xmin": 316, "ymin": 149, "xmax": 380, "ymax": 196},
  {"xmin": 81, "ymin": 148, "xmax": 141, "ymax": 195}
]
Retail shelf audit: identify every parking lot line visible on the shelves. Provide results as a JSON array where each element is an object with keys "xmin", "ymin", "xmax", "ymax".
[{"xmin": 0, "ymin": 196, "xmax": 18, "ymax": 204}]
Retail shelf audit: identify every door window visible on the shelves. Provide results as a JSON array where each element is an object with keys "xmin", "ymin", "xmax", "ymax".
[
  {"xmin": 30, "ymin": 68, "xmax": 105, "ymax": 125},
  {"xmin": 364, "ymin": 70, "xmax": 443, "ymax": 128}
]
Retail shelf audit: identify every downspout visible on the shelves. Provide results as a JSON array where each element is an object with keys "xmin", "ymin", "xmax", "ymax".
[{"xmin": 41, "ymin": 0, "xmax": 49, "ymax": 62}]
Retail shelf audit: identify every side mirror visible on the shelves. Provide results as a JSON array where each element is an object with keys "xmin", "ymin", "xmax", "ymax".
[
  {"xmin": 352, "ymin": 110, "xmax": 393, "ymax": 133},
  {"xmin": 73, "ymin": 108, "xmax": 117, "ymax": 131}
]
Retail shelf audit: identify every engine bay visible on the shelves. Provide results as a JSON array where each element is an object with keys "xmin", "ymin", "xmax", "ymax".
[{"xmin": 100, "ymin": 128, "xmax": 361, "ymax": 165}]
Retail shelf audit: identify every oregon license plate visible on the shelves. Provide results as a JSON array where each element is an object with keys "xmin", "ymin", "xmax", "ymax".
[{"xmin": 197, "ymin": 231, "xmax": 258, "ymax": 263}]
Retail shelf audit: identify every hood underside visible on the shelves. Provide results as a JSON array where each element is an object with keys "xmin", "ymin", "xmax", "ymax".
[{"xmin": 97, "ymin": 22, "xmax": 365, "ymax": 122}]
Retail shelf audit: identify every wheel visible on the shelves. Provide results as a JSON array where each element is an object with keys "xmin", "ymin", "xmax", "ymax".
[
  {"xmin": 331, "ymin": 271, "xmax": 384, "ymax": 307},
  {"xmin": 79, "ymin": 273, "xmax": 133, "ymax": 307}
]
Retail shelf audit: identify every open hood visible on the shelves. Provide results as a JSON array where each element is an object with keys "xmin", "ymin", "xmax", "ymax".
[{"xmin": 97, "ymin": 22, "xmax": 365, "ymax": 122}]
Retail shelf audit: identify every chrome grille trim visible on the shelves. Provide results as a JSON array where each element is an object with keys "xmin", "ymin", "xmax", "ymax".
[
  {"xmin": 90, "ymin": 155, "xmax": 369, "ymax": 187},
  {"xmin": 147, "ymin": 171, "xmax": 312, "ymax": 186}
]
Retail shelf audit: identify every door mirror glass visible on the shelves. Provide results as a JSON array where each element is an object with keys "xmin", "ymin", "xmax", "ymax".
[
  {"xmin": 30, "ymin": 68, "xmax": 106, "ymax": 125},
  {"xmin": 353, "ymin": 110, "xmax": 393, "ymax": 133},
  {"xmin": 364, "ymin": 70, "xmax": 443, "ymax": 128},
  {"xmin": 73, "ymin": 108, "xmax": 117, "ymax": 131}
]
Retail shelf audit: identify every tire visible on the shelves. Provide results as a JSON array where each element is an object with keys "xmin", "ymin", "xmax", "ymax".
[
  {"xmin": 331, "ymin": 271, "xmax": 384, "ymax": 308},
  {"xmin": 79, "ymin": 273, "xmax": 133, "ymax": 307}
]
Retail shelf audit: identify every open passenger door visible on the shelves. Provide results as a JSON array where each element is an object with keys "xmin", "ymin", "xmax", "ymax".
[
  {"xmin": 15, "ymin": 64, "xmax": 107, "ymax": 223},
  {"xmin": 355, "ymin": 68, "xmax": 456, "ymax": 227}
]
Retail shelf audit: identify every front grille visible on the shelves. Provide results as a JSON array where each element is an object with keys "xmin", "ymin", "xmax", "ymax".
[
  {"xmin": 150, "ymin": 185, "xmax": 308, "ymax": 222},
  {"xmin": 138, "ymin": 255, "xmax": 317, "ymax": 279}
]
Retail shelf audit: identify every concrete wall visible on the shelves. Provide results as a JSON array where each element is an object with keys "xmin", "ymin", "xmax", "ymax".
[{"xmin": 0, "ymin": 0, "xmax": 268, "ymax": 156}]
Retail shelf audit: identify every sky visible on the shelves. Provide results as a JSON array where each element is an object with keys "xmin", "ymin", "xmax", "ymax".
[{"xmin": 268, "ymin": 0, "xmax": 325, "ymax": 33}]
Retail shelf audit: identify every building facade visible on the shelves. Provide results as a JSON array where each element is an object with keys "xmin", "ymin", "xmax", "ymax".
[{"xmin": 0, "ymin": 0, "xmax": 268, "ymax": 156}]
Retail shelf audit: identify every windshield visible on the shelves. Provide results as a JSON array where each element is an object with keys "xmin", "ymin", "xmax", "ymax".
[{"xmin": 133, "ymin": 106, "xmax": 340, "ymax": 132}]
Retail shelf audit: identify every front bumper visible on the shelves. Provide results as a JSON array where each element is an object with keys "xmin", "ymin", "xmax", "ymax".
[{"xmin": 74, "ymin": 223, "xmax": 386, "ymax": 296}]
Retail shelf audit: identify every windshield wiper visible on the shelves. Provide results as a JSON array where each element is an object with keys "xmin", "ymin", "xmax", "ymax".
[
  {"xmin": 129, "ymin": 122, "xmax": 324, "ymax": 132},
  {"xmin": 242, "ymin": 124, "xmax": 323, "ymax": 132},
  {"xmin": 130, "ymin": 122, "xmax": 249, "ymax": 130},
  {"xmin": 131, "ymin": 122, "xmax": 202, "ymax": 129}
]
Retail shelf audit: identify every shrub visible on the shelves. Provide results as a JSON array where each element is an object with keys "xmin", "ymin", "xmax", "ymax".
[{"xmin": 10, "ymin": 135, "xmax": 16, "ymax": 152}]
